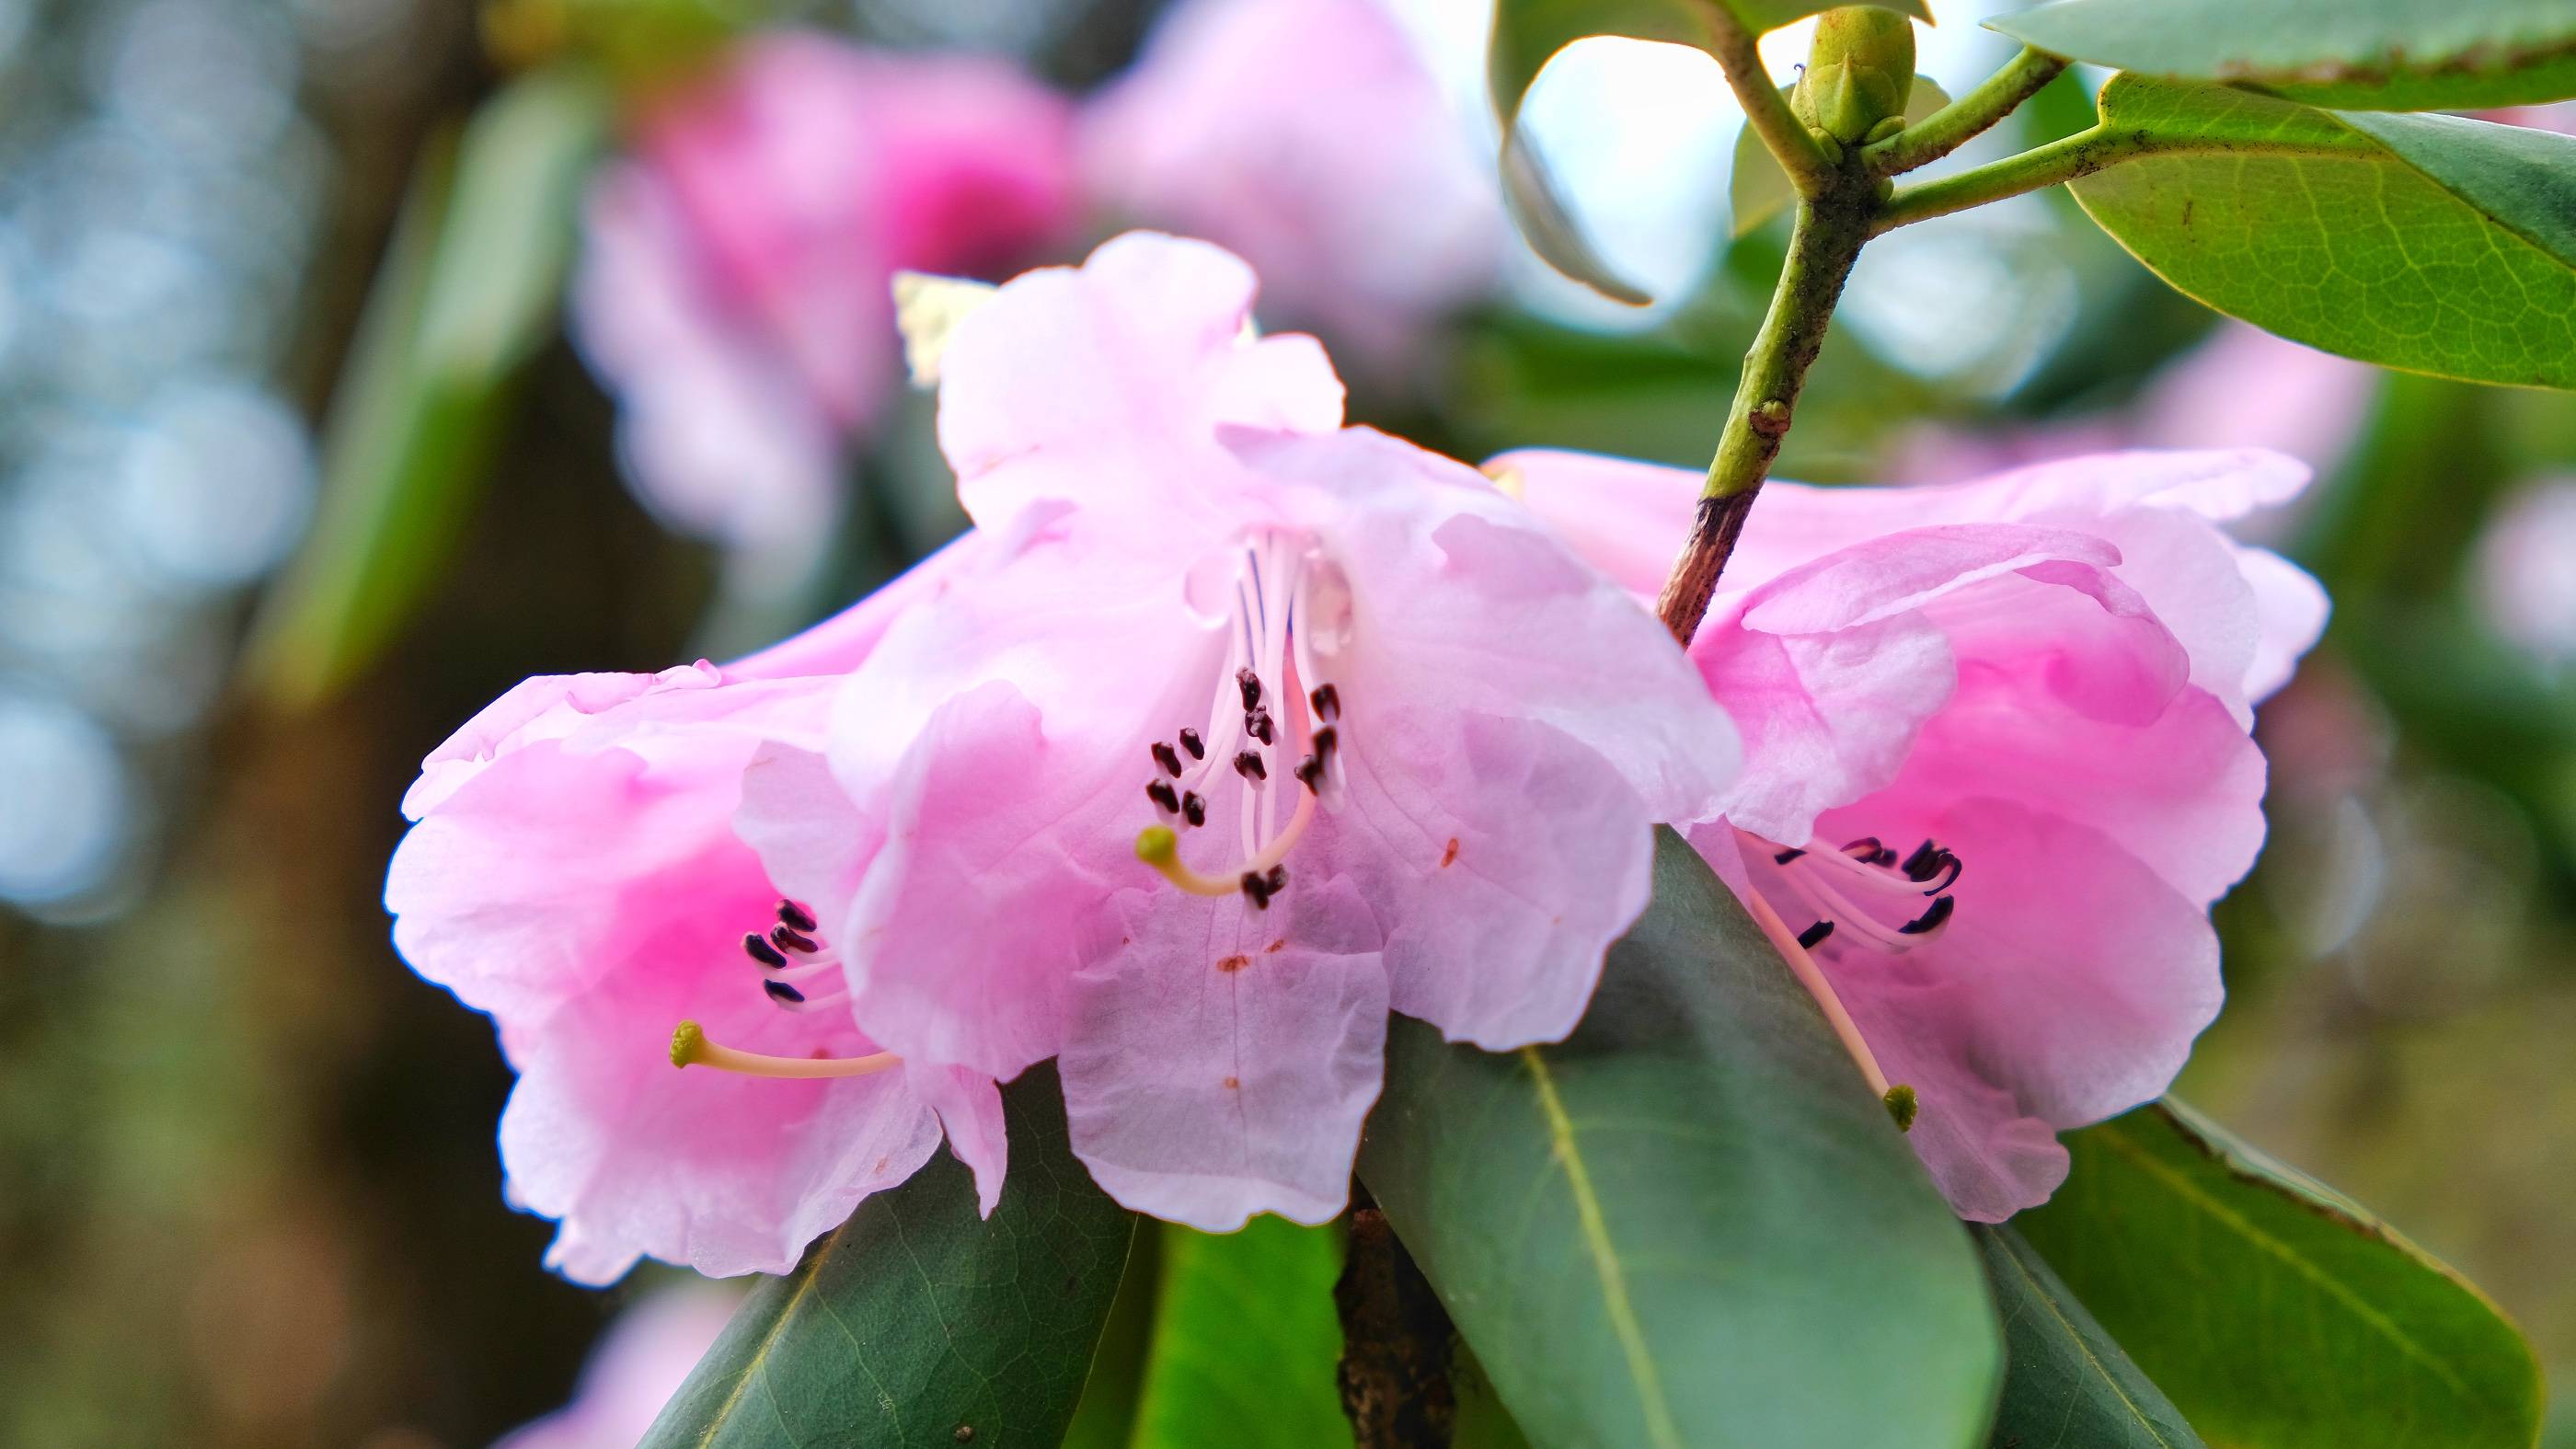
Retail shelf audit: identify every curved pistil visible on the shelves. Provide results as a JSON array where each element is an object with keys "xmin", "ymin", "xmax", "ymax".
[{"xmin": 668, "ymin": 1020, "xmax": 900, "ymax": 1079}]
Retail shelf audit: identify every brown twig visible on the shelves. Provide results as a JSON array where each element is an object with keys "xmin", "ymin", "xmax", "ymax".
[{"xmin": 1335, "ymin": 1197, "xmax": 1456, "ymax": 1448}]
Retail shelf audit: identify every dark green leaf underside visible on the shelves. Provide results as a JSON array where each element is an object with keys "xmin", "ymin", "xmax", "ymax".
[
  {"xmin": 2073, "ymin": 76, "xmax": 2576, "ymax": 388},
  {"xmin": 2017, "ymin": 1100, "xmax": 2542, "ymax": 1449},
  {"xmin": 640, "ymin": 1064, "xmax": 1136, "ymax": 1449},
  {"xmin": 1978, "ymin": 1225, "xmax": 2201, "ymax": 1449},
  {"xmin": 1360, "ymin": 830, "xmax": 1999, "ymax": 1449},
  {"xmin": 1991, "ymin": 0, "xmax": 2576, "ymax": 109}
]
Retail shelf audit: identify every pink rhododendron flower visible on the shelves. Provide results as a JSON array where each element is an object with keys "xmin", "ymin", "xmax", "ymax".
[
  {"xmin": 1499, "ymin": 445, "xmax": 2329, "ymax": 1219},
  {"xmin": 1900, "ymin": 324, "xmax": 2375, "ymax": 491},
  {"xmin": 1079, "ymin": 0, "xmax": 1505, "ymax": 374},
  {"xmin": 2474, "ymin": 477, "xmax": 2576, "ymax": 669},
  {"xmin": 574, "ymin": 34, "xmax": 1076, "ymax": 549},
  {"xmin": 493, "ymin": 1283, "xmax": 740, "ymax": 1449},
  {"xmin": 385, "ymin": 534, "xmax": 1011, "ymax": 1284},
  {"xmin": 731, "ymin": 234, "xmax": 1734, "ymax": 1231}
]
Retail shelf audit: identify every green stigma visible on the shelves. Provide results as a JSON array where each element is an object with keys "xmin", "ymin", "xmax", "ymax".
[
  {"xmin": 1882, "ymin": 1084, "xmax": 1919, "ymax": 1133},
  {"xmin": 671, "ymin": 1019, "xmax": 707, "ymax": 1069},
  {"xmin": 1135, "ymin": 825, "xmax": 1179, "ymax": 864}
]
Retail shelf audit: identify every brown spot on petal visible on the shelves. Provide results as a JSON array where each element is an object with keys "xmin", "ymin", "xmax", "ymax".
[
  {"xmin": 1265, "ymin": 939, "xmax": 1285, "ymax": 954},
  {"xmin": 1222, "ymin": 1075, "xmax": 1240, "ymax": 1090},
  {"xmin": 1217, "ymin": 954, "xmax": 1251, "ymax": 973},
  {"xmin": 873, "ymin": 1156, "xmax": 890, "ymax": 1175},
  {"xmin": 1440, "ymin": 838, "xmax": 1460, "ymax": 868}
]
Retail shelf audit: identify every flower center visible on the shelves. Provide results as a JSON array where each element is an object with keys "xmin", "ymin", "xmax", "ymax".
[
  {"xmin": 1747, "ymin": 830, "xmax": 1962, "ymax": 956},
  {"xmin": 1135, "ymin": 532, "xmax": 1350, "ymax": 911},
  {"xmin": 1733, "ymin": 827, "xmax": 1967, "ymax": 1133},
  {"xmin": 667, "ymin": 898, "xmax": 899, "ymax": 1080}
]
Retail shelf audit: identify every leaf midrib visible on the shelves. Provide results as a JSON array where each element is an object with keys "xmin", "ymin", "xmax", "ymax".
[
  {"xmin": 1520, "ymin": 1045, "xmax": 1685, "ymax": 1449},
  {"xmin": 2095, "ymin": 1122, "xmax": 2490, "ymax": 1415},
  {"xmin": 688, "ymin": 1225, "xmax": 857, "ymax": 1449}
]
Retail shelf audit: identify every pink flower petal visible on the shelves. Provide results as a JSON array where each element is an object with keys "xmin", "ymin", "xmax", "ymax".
[
  {"xmin": 835, "ymin": 682, "xmax": 1126, "ymax": 1081},
  {"xmin": 1324, "ymin": 710, "xmax": 1651, "ymax": 1049},
  {"xmin": 1062, "ymin": 875, "xmax": 1387, "ymax": 1230},
  {"xmin": 1803, "ymin": 798, "xmax": 2222, "ymax": 1219},
  {"xmin": 937, "ymin": 233, "xmax": 1344, "ymax": 534}
]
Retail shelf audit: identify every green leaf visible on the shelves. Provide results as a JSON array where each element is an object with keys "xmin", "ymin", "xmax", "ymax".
[
  {"xmin": 245, "ymin": 65, "xmax": 608, "ymax": 709},
  {"xmin": 1978, "ymin": 1225, "xmax": 2202, "ymax": 1449},
  {"xmin": 1358, "ymin": 829, "xmax": 2000, "ymax": 1449},
  {"xmin": 639, "ymin": 1064, "xmax": 1139, "ymax": 1449},
  {"xmin": 1058, "ymin": 1225, "xmax": 1164, "ymax": 1449},
  {"xmin": 1732, "ymin": 75, "xmax": 1949, "ymax": 236},
  {"xmin": 1489, "ymin": 0, "xmax": 1927, "ymax": 300},
  {"xmin": 2016, "ymin": 1100, "xmax": 2543, "ymax": 1449},
  {"xmin": 2069, "ymin": 75, "xmax": 2576, "ymax": 389},
  {"xmin": 1452, "ymin": 1346, "xmax": 1536, "ymax": 1449},
  {"xmin": 1129, "ymin": 1219, "xmax": 1348, "ymax": 1448},
  {"xmin": 1989, "ymin": 0, "xmax": 2576, "ymax": 110}
]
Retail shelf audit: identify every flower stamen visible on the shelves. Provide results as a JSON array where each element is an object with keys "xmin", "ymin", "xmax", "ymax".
[
  {"xmin": 1738, "ymin": 885, "xmax": 1915, "ymax": 1130},
  {"xmin": 1137, "ymin": 531, "xmax": 1350, "ymax": 908},
  {"xmin": 1134, "ymin": 782, "xmax": 1317, "ymax": 903},
  {"xmin": 669, "ymin": 1020, "xmax": 898, "ymax": 1079}
]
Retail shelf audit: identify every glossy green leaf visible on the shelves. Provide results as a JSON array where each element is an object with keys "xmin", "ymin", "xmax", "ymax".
[
  {"xmin": 2069, "ymin": 75, "xmax": 2576, "ymax": 389},
  {"xmin": 639, "ymin": 1064, "xmax": 1138, "ymax": 1449},
  {"xmin": 245, "ymin": 65, "xmax": 608, "ymax": 709},
  {"xmin": 1978, "ymin": 1225, "xmax": 2201, "ymax": 1449},
  {"xmin": 1128, "ymin": 1219, "xmax": 1347, "ymax": 1448},
  {"xmin": 1489, "ymin": 0, "xmax": 1926, "ymax": 300},
  {"xmin": 1358, "ymin": 830, "xmax": 2000, "ymax": 1449},
  {"xmin": 2017, "ymin": 1100, "xmax": 2543, "ymax": 1449},
  {"xmin": 1731, "ymin": 75, "xmax": 1949, "ymax": 236},
  {"xmin": 1990, "ymin": 0, "xmax": 2576, "ymax": 110},
  {"xmin": 1452, "ymin": 1347, "xmax": 1536, "ymax": 1449},
  {"xmin": 1058, "ymin": 1225, "xmax": 1163, "ymax": 1449}
]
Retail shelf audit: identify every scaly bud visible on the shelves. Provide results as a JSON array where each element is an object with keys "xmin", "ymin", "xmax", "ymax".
[{"xmin": 1792, "ymin": 6, "xmax": 1917, "ymax": 146}]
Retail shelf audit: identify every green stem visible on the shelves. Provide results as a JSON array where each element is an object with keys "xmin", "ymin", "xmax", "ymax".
[
  {"xmin": 1862, "ymin": 46, "xmax": 2067, "ymax": 176},
  {"xmin": 1872, "ymin": 120, "xmax": 2367, "ymax": 233},
  {"xmin": 1652, "ymin": 192, "xmax": 1870, "ymax": 643},
  {"xmin": 1705, "ymin": 6, "xmax": 1834, "ymax": 195},
  {"xmin": 1875, "ymin": 122, "xmax": 2164, "ymax": 230}
]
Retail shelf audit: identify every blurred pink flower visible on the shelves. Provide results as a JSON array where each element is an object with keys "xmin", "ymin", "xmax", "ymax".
[
  {"xmin": 1501, "ymin": 445, "xmax": 2328, "ymax": 1219},
  {"xmin": 492, "ymin": 1283, "xmax": 739, "ymax": 1449},
  {"xmin": 1900, "ymin": 324, "xmax": 2376, "ymax": 494},
  {"xmin": 1079, "ymin": 0, "xmax": 1505, "ymax": 374},
  {"xmin": 574, "ymin": 34, "xmax": 1077, "ymax": 549},
  {"xmin": 2474, "ymin": 477, "xmax": 2576, "ymax": 669},
  {"xmin": 385, "ymin": 534, "xmax": 1010, "ymax": 1284},
  {"xmin": 2488, "ymin": 102, "xmax": 2576, "ymax": 134},
  {"xmin": 742, "ymin": 234, "xmax": 1733, "ymax": 1232}
]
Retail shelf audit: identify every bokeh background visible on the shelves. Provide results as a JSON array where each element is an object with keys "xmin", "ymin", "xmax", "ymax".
[{"xmin": 0, "ymin": 0, "xmax": 2570, "ymax": 1443}]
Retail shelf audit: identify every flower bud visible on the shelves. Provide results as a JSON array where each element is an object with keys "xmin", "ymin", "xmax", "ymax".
[{"xmin": 1791, "ymin": 6, "xmax": 1917, "ymax": 145}]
